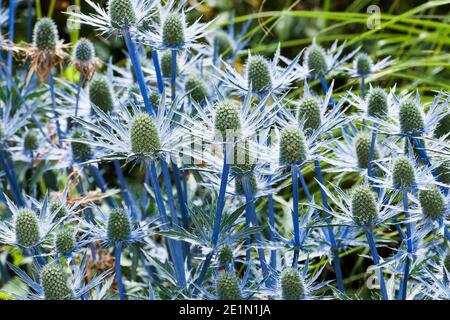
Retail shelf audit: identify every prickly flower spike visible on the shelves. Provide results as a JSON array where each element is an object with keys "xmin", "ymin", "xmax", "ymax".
[
  {"xmin": 347, "ymin": 85, "xmax": 389, "ymax": 120},
  {"xmin": 107, "ymin": 209, "xmax": 132, "ymax": 241},
  {"xmin": 246, "ymin": 55, "xmax": 272, "ymax": 93},
  {"xmin": 41, "ymin": 264, "xmax": 73, "ymax": 300},
  {"xmin": 281, "ymin": 268, "xmax": 305, "ymax": 300},
  {"xmin": 23, "ymin": 131, "xmax": 39, "ymax": 153},
  {"xmin": 351, "ymin": 185, "xmax": 379, "ymax": 226},
  {"xmin": 279, "ymin": 126, "xmax": 308, "ymax": 164},
  {"xmin": 355, "ymin": 132, "xmax": 378, "ymax": 169},
  {"xmin": 73, "ymin": 38, "xmax": 100, "ymax": 81},
  {"xmin": 399, "ymin": 99, "xmax": 425, "ymax": 135},
  {"xmin": 213, "ymin": 31, "xmax": 233, "ymax": 59},
  {"xmin": 55, "ymin": 228, "xmax": 76, "ymax": 257},
  {"xmin": 130, "ymin": 113, "xmax": 161, "ymax": 155},
  {"xmin": 71, "ymin": 129, "xmax": 93, "ymax": 163},
  {"xmin": 89, "ymin": 75, "xmax": 115, "ymax": 113},
  {"xmin": 434, "ymin": 111, "xmax": 450, "ymax": 139},
  {"xmin": 418, "ymin": 186, "xmax": 446, "ymax": 219},
  {"xmin": 346, "ymin": 52, "xmax": 392, "ymax": 78},
  {"xmin": 15, "ymin": 209, "xmax": 40, "ymax": 247},
  {"xmin": 109, "ymin": 0, "xmax": 136, "ymax": 29},
  {"xmin": 392, "ymin": 156, "xmax": 416, "ymax": 189},
  {"xmin": 216, "ymin": 272, "xmax": 242, "ymax": 300},
  {"xmin": 214, "ymin": 100, "xmax": 241, "ymax": 139},
  {"xmin": 161, "ymin": 50, "xmax": 178, "ymax": 78},
  {"xmin": 298, "ymin": 96, "xmax": 322, "ymax": 133},
  {"xmin": 185, "ymin": 73, "xmax": 209, "ymax": 104}
]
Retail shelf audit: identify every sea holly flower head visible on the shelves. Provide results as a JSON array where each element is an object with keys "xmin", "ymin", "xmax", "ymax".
[
  {"xmin": 280, "ymin": 268, "xmax": 305, "ymax": 300},
  {"xmin": 345, "ymin": 52, "xmax": 393, "ymax": 78},
  {"xmin": 73, "ymin": 38, "xmax": 101, "ymax": 81},
  {"xmin": 215, "ymin": 272, "xmax": 242, "ymax": 300},
  {"xmin": 89, "ymin": 75, "xmax": 115, "ymax": 114}
]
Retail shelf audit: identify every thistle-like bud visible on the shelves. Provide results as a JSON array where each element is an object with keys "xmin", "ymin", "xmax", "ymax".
[
  {"xmin": 280, "ymin": 268, "xmax": 305, "ymax": 300},
  {"xmin": 89, "ymin": 76, "xmax": 114, "ymax": 113},
  {"xmin": 162, "ymin": 14, "xmax": 185, "ymax": 47},
  {"xmin": 246, "ymin": 55, "xmax": 272, "ymax": 92},
  {"xmin": 354, "ymin": 53, "xmax": 373, "ymax": 76},
  {"xmin": 351, "ymin": 185, "xmax": 378, "ymax": 226},
  {"xmin": 392, "ymin": 156, "xmax": 416, "ymax": 188},
  {"xmin": 185, "ymin": 74, "xmax": 209, "ymax": 104},
  {"xmin": 298, "ymin": 96, "xmax": 322, "ymax": 133},
  {"xmin": 160, "ymin": 51, "xmax": 177, "ymax": 78},
  {"xmin": 55, "ymin": 229, "xmax": 76, "ymax": 256},
  {"xmin": 399, "ymin": 100, "xmax": 424, "ymax": 134},
  {"xmin": 23, "ymin": 131, "xmax": 39, "ymax": 152},
  {"xmin": 108, "ymin": 0, "xmax": 136, "ymax": 29},
  {"xmin": 218, "ymin": 244, "xmax": 233, "ymax": 264},
  {"xmin": 213, "ymin": 32, "xmax": 233, "ymax": 59},
  {"xmin": 33, "ymin": 18, "xmax": 59, "ymax": 51},
  {"xmin": 232, "ymin": 139, "xmax": 254, "ymax": 174},
  {"xmin": 216, "ymin": 273, "xmax": 242, "ymax": 300},
  {"xmin": 436, "ymin": 158, "xmax": 450, "ymax": 185},
  {"xmin": 71, "ymin": 129, "xmax": 92, "ymax": 163},
  {"xmin": 279, "ymin": 126, "xmax": 307, "ymax": 164},
  {"xmin": 49, "ymin": 200, "xmax": 69, "ymax": 221},
  {"xmin": 15, "ymin": 209, "xmax": 40, "ymax": 247},
  {"xmin": 419, "ymin": 186, "xmax": 445, "ymax": 219},
  {"xmin": 234, "ymin": 173, "xmax": 257, "ymax": 195},
  {"xmin": 214, "ymin": 101, "xmax": 241, "ymax": 139},
  {"xmin": 434, "ymin": 113, "xmax": 450, "ymax": 139},
  {"xmin": 73, "ymin": 38, "xmax": 95, "ymax": 62},
  {"xmin": 130, "ymin": 113, "xmax": 161, "ymax": 154},
  {"xmin": 107, "ymin": 209, "xmax": 131, "ymax": 241},
  {"xmin": 41, "ymin": 264, "xmax": 72, "ymax": 300},
  {"xmin": 366, "ymin": 87, "xmax": 388, "ymax": 118},
  {"xmin": 355, "ymin": 132, "xmax": 378, "ymax": 169},
  {"xmin": 304, "ymin": 44, "xmax": 328, "ymax": 76},
  {"xmin": 141, "ymin": 7, "xmax": 161, "ymax": 31}
]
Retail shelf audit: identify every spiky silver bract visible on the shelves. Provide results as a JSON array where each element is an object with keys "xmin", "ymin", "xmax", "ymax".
[
  {"xmin": 216, "ymin": 272, "xmax": 241, "ymax": 300},
  {"xmin": 298, "ymin": 96, "xmax": 322, "ymax": 133},
  {"xmin": 279, "ymin": 126, "xmax": 307, "ymax": 164},
  {"xmin": 399, "ymin": 99, "xmax": 424, "ymax": 135},
  {"xmin": 246, "ymin": 55, "xmax": 272, "ymax": 92},
  {"xmin": 107, "ymin": 209, "xmax": 131, "ymax": 241},
  {"xmin": 33, "ymin": 18, "xmax": 58, "ymax": 51},
  {"xmin": 367, "ymin": 87, "xmax": 388, "ymax": 118},
  {"xmin": 15, "ymin": 209, "xmax": 40, "ymax": 247},
  {"xmin": 350, "ymin": 185, "xmax": 378, "ymax": 226},
  {"xmin": 392, "ymin": 156, "xmax": 416, "ymax": 188},
  {"xmin": 130, "ymin": 113, "xmax": 161, "ymax": 155},
  {"xmin": 108, "ymin": 0, "xmax": 136, "ymax": 29},
  {"xmin": 281, "ymin": 268, "xmax": 305, "ymax": 300},
  {"xmin": 89, "ymin": 76, "xmax": 114, "ymax": 113},
  {"xmin": 41, "ymin": 264, "xmax": 72, "ymax": 300},
  {"xmin": 419, "ymin": 186, "xmax": 446, "ymax": 219}
]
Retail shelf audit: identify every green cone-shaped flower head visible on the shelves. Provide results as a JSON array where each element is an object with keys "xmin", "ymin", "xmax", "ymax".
[
  {"xmin": 436, "ymin": 158, "xmax": 450, "ymax": 185},
  {"xmin": 351, "ymin": 185, "xmax": 379, "ymax": 226},
  {"xmin": 216, "ymin": 273, "xmax": 241, "ymax": 300},
  {"xmin": 89, "ymin": 76, "xmax": 114, "ymax": 113},
  {"xmin": 279, "ymin": 126, "xmax": 307, "ymax": 164},
  {"xmin": 213, "ymin": 32, "xmax": 233, "ymax": 58},
  {"xmin": 218, "ymin": 244, "xmax": 233, "ymax": 264},
  {"xmin": 185, "ymin": 74, "xmax": 209, "ymax": 104},
  {"xmin": 15, "ymin": 209, "xmax": 40, "ymax": 247},
  {"xmin": 33, "ymin": 18, "xmax": 58, "ymax": 51},
  {"xmin": 355, "ymin": 132, "xmax": 378, "ymax": 169},
  {"xmin": 162, "ymin": 14, "xmax": 185, "ymax": 47},
  {"xmin": 49, "ymin": 200, "xmax": 69, "ymax": 220},
  {"xmin": 107, "ymin": 209, "xmax": 131, "ymax": 241},
  {"xmin": 434, "ymin": 113, "xmax": 450, "ymax": 139},
  {"xmin": 355, "ymin": 53, "xmax": 373, "ymax": 76},
  {"xmin": 246, "ymin": 55, "xmax": 272, "ymax": 92},
  {"xmin": 299, "ymin": 96, "xmax": 322, "ymax": 133},
  {"xmin": 214, "ymin": 101, "xmax": 241, "ymax": 139},
  {"xmin": 367, "ymin": 87, "xmax": 388, "ymax": 118},
  {"xmin": 305, "ymin": 44, "xmax": 328, "ymax": 76},
  {"xmin": 392, "ymin": 156, "xmax": 416, "ymax": 188},
  {"xmin": 232, "ymin": 139, "xmax": 254, "ymax": 174},
  {"xmin": 234, "ymin": 173, "xmax": 257, "ymax": 195},
  {"xmin": 73, "ymin": 38, "xmax": 95, "ymax": 62},
  {"xmin": 71, "ymin": 129, "xmax": 92, "ymax": 162},
  {"xmin": 281, "ymin": 268, "xmax": 305, "ymax": 300},
  {"xmin": 130, "ymin": 113, "xmax": 161, "ymax": 154},
  {"xmin": 419, "ymin": 186, "xmax": 446, "ymax": 219},
  {"xmin": 161, "ymin": 51, "xmax": 178, "ymax": 78},
  {"xmin": 41, "ymin": 264, "xmax": 72, "ymax": 300},
  {"xmin": 24, "ymin": 131, "xmax": 39, "ymax": 152},
  {"xmin": 108, "ymin": 0, "xmax": 136, "ymax": 29},
  {"xmin": 399, "ymin": 100, "xmax": 424, "ymax": 134},
  {"xmin": 150, "ymin": 92, "xmax": 160, "ymax": 107},
  {"xmin": 55, "ymin": 229, "xmax": 76, "ymax": 256}
]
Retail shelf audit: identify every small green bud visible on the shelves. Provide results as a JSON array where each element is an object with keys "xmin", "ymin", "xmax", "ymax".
[
  {"xmin": 89, "ymin": 76, "xmax": 114, "ymax": 113},
  {"xmin": 49, "ymin": 201, "xmax": 69, "ymax": 221},
  {"xmin": 281, "ymin": 268, "xmax": 305, "ymax": 300},
  {"xmin": 234, "ymin": 173, "xmax": 257, "ymax": 195},
  {"xmin": 436, "ymin": 159, "xmax": 450, "ymax": 184},
  {"xmin": 107, "ymin": 209, "xmax": 131, "ymax": 241},
  {"xmin": 33, "ymin": 18, "xmax": 58, "ymax": 51},
  {"xmin": 366, "ymin": 87, "xmax": 388, "ymax": 118},
  {"xmin": 150, "ymin": 92, "xmax": 160, "ymax": 107},
  {"xmin": 305, "ymin": 44, "xmax": 328, "ymax": 76},
  {"xmin": 214, "ymin": 101, "xmax": 241, "ymax": 138},
  {"xmin": 246, "ymin": 55, "xmax": 272, "ymax": 92},
  {"xmin": 392, "ymin": 156, "xmax": 416, "ymax": 188},
  {"xmin": 23, "ymin": 131, "xmax": 39, "ymax": 152},
  {"xmin": 41, "ymin": 264, "xmax": 72, "ymax": 300},
  {"xmin": 108, "ymin": 0, "xmax": 136, "ymax": 29},
  {"xmin": 162, "ymin": 14, "xmax": 185, "ymax": 47},
  {"xmin": 298, "ymin": 96, "xmax": 322, "ymax": 133},
  {"xmin": 232, "ymin": 139, "xmax": 254, "ymax": 174},
  {"xmin": 55, "ymin": 229, "xmax": 76, "ymax": 256},
  {"xmin": 216, "ymin": 273, "xmax": 242, "ymax": 300},
  {"xmin": 354, "ymin": 53, "xmax": 373, "ymax": 76},
  {"xmin": 73, "ymin": 38, "xmax": 95, "ymax": 62},
  {"xmin": 434, "ymin": 113, "xmax": 450, "ymax": 139},
  {"xmin": 419, "ymin": 186, "xmax": 446, "ymax": 219},
  {"xmin": 399, "ymin": 100, "xmax": 424, "ymax": 134},
  {"xmin": 130, "ymin": 113, "xmax": 161, "ymax": 154},
  {"xmin": 279, "ymin": 126, "xmax": 307, "ymax": 164},
  {"xmin": 218, "ymin": 245, "xmax": 233, "ymax": 264},
  {"xmin": 185, "ymin": 74, "xmax": 209, "ymax": 104},
  {"xmin": 71, "ymin": 129, "xmax": 92, "ymax": 162},
  {"xmin": 160, "ymin": 51, "xmax": 178, "ymax": 78},
  {"xmin": 213, "ymin": 32, "xmax": 233, "ymax": 58},
  {"xmin": 355, "ymin": 132, "xmax": 378, "ymax": 169},
  {"xmin": 351, "ymin": 185, "xmax": 378, "ymax": 226},
  {"xmin": 15, "ymin": 209, "xmax": 40, "ymax": 247}
]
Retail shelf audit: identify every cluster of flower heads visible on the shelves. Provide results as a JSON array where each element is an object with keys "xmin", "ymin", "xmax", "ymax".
[{"xmin": 0, "ymin": 0, "xmax": 449, "ymax": 301}]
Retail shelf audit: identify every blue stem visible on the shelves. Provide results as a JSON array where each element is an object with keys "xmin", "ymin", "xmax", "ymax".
[
  {"xmin": 115, "ymin": 243, "xmax": 126, "ymax": 300},
  {"xmin": 0, "ymin": 149, "xmax": 23, "ymax": 206},
  {"xmin": 123, "ymin": 30, "xmax": 155, "ymax": 116},
  {"xmin": 141, "ymin": 168, "xmax": 150, "ymax": 211},
  {"xmin": 361, "ymin": 76, "xmax": 365, "ymax": 98},
  {"xmin": 171, "ymin": 49, "xmax": 177, "ymax": 101},
  {"xmin": 314, "ymin": 159, "xmax": 345, "ymax": 292},
  {"xmin": 89, "ymin": 164, "xmax": 116, "ymax": 208},
  {"xmin": 399, "ymin": 190, "xmax": 413, "ymax": 300},
  {"xmin": 291, "ymin": 165, "xmax": 300, "ymax": 268},
  {"xmin": 268, "ymin": 191, "xmax": 276, "ymax": 270},
  {"xmin": 151, "ymin": 49, "xmax": 164, "ymax": 94},
  {"xmin": 33, "ymin": 246, "xmax": 46, "ymax": 267},
  {"xmin": 49, "ymin": 70, "xmax": 63, "ymax": 146},
  {"xmin": 365, "ymin": 228, "xmax": 389, "ymax": 300},
  {"xmin": 160, "ymin": 160, "xmax": 179, "ymax": 226},
  {"xmin": 113, "ymin": 160, "xmax": 139, "ymax": 220},
  {"xmin": 319, "ymin": 75, "xmax": 335, "ymax": 109}
]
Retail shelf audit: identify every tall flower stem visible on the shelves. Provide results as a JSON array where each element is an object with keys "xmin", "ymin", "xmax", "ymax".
[
  {"xmin": 367, "ymin": 129, "xmax": 380, "ymax": 195},
  {"xmin": 268, "ymin": 190, "xmax": 276, "ymax": 270},
  {"xmin": 49, "ymin": 70, "xmax": 63, "ymax": 147},
  {"xmin": 113, "ymin": 160, "xmax": 139, "ymax": 220},
  {"xmin": 398, "ymin": 190, "xmax": 413, "ymax": 300},
  {"xmin": 0, "ymin": 148, "xmax": 23, "ymax": 206},
  {"xmin": 148, "ymin": 161, "xmax": 186, "ymax": 288},
  {"xmin": 361, "ymin": 76, "xmax": 365, "ymax": 98},
  {"xmin": 151, "ymin": 49, "xmax": 164, "ymax": 94},
  {"xmin": 365, "ymin": 227, "xmax": 389, "ymax": 300},
  {"xmin": 291, "ymin": 164, "xmax": 300, "ymax": 268},
  {"xmin": 314, "ymin": 159, "xmax": 345, "ymax": 292},
  {"xmin": 171, "ymin": 49, "xmax": 177, "ymax": 101},
  {"xmin": 115, "ymin": 242, "xmax": 126, "ymax": 300},
  {"xmin": 123, "ymin": 30, "xmax": 155, "ymax": 116},
  {"xmin": 319, "ymin": 75, "xmax": 335, "ymax": 109}
]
